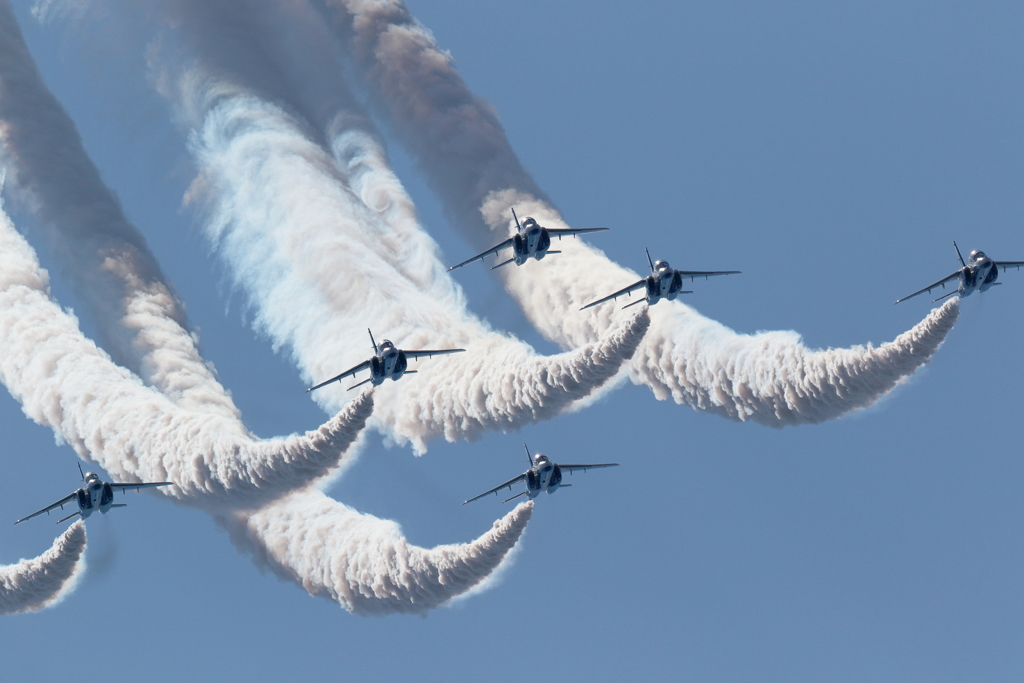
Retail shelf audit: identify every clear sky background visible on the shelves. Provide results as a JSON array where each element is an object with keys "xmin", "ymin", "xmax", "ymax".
[{"xmin": 1, "ymin": 1, "xmax": 1022, "ymax": 681}]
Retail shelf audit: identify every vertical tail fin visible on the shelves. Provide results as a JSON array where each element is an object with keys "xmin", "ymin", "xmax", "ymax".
[
  {"xmin": 953, "ymin": 241, "xmax": 966, "ymax": 268},
  {"xmin": 368, "ymin": 329, "xmax": 378, "ymax": 355},
  {"xmin": 645, "ymin": 247, "xmax": 654, "ymax": 271},
  {"xmin": 524, "ymin": 443, "xmax": 533, "ymax": 466},
  {"xmin": 511, "ymin": 207, "xmax": 523, "ymax": 233},
  {"xmin": 77, "ymin": 462, "xmax": 85, "ymax": 482}
]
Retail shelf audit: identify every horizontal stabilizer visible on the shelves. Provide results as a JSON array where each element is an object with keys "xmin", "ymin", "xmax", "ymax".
[
  {"xmin": 347, "ymin": 377, "xmax": 374, "ymax": 391},
  {"xmin": 490, "ymin": 258, "xmax": 515, "ymax": 270},
  {"xmin": 546, "ymin": 250, "xmax": 561, "ymax": 254},
  {"xmin": 503, "ymin": 491, "xmax": 528, "ymax": 504},
  {"xmin": 56, "ymin": 511, "xmax": 81, "ymax": 525},
  {"xmin": 109, "ymin": 504, "xmax": 127, "ymax": 508},
  {"xmin": 932, "ymin": 289, "xmax": 959, "ymax": 303},
  {"xmin": 622, "ymin": 298, "xmax": 648, "ymax": 309}
]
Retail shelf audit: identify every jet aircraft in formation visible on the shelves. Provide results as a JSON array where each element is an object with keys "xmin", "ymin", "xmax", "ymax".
[
  {"xmin": 307, "ymin": 329, "xmax": 465, "ymax": 392},
  {"xmin": 895, "ymin": 241, "xmax": 1024, "ymax": 304},
  {"xmin": 448, "ymin": 208, "xmax": 608, "ymax": 271},
  {"xmin": 463, "ymin": 444, "xmax": 618, "ymax": 504},
  {"xmin": 581, "ymin": 248, "xmax": 741, "ymax": 310},
  {"xmin": 15, "ymin": 465, "xmax": 173, "ymax": 525}
]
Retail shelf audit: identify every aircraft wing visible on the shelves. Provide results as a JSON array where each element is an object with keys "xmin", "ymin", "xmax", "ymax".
[
  {"xmin": 463, "ymin": 473, "xmax": 528, "ymax": 505},
  {"xmin": 579, "ymin": 279, "xmax": 647, "ymax": 310},
  {"xmin": 447, "ymin": 239, "xmax": 515, "ymax": 271},
  {"xmin": 403, "ymin": 348, "xmax": 466, "ymax": 360},
  {"xmin": 996, "ymin": 261, "xmax": 1024, "ymax": 271},
  {"xmin": 559, "ymin": 463, "xmax": 619, "ymax": 475},
  {"xmin": 894, "ymin": 271, "xmax": 961, "ymax": 304},
  {"xmin": 676, "ymin": 270, "xmax": 741, "ymax": 281},
  {"xmin": 547, "ymin": 227, "xmax": 610, "ymax": 238},
  {"xmin": 14, "ymin": 491, "xmax": 78, "ymax": 525},
  {"xmin": 306, "ymin": 359, "xmax": 372, "ymax": 392},
  {"xmin": 109, "ymin": 482, "xmax": 174, "ymax": 494}
]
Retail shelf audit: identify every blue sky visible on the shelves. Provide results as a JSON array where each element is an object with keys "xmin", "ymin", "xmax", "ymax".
[{"xmin": 1, "ymin": 1, "xmax": 1022, "ymax": 681}]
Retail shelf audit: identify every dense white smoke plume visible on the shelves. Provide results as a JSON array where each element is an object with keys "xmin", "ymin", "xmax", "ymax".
[
  {"xmin": 0, "ymin": 205, "xmax": 372, "ymax": 508},
  {"xmin": 323, "ymin": 0, "xmax": 960, "ymax": 424},
  {"xmin": 222, "ymin": 492, "xmax": 533, "ymax": 615},
  {"xmin": 0, "ymin": 118, "xmax": 524, "ymax": 614},
  {"xmin": 0, "ymin": 1, "xmax": 537, "ymax": 613},
  {"xmin": 0, "ymin": 521, "xmax": 86, "ymax": 614},
  {"xmin": 161, "ymin": 57, "xmax": 649, "ymax": 452},
  {"xmin": 0, "ymin": 0, "xmax": 237, "ymax": 419}
]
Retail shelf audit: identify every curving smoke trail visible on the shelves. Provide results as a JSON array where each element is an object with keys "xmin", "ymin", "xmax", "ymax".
[
  {"xmin": 0, "ymin": 198, "xmax": 372, "ymax": 508},
  {"xmin": 0, "ymin": 199, "xmax": 530, "ymax": 612},
  {"xmin": 1, "ymin": 2, "xmax": 540, "ymax": 613},
  {"xmin": 221, "ymin": 492, "xmax": 533, "ymax": 615},
  {"xmin": 321, "ymin": 0, "xmax": 960, "ymax": 424},
  {"xmin": 162, "ymin": 57, "xmax": 649, "ymax": 452},
  {"xmin": 0, "ymin": 0, "xmax": 238, "ymax": 419},
  {"xmin": 476, "ymin": 193, "xmax": 961, "ymax": 425},
  {"xmin": 0, "ymin": 521, "xmax": 86, "ymax": 614}
]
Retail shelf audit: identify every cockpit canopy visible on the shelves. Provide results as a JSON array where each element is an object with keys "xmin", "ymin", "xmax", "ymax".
[
  {"xmin": 970, "ymin": 250, "xmax": 986, "ymax": 261},
  {"xmin": 654, "ymin": 260, "xmax": 669, "ymax": 270},
  {"xmin": 380, "ymin": 340, "xmax": 395, "ymax": 350},
  {"xmin": 533, "ymin": 453, "xmax": 549, "ymax": 463},
  {"xmin": 522, "ymin": 218, "xmax": 539, "ymax": 230}
]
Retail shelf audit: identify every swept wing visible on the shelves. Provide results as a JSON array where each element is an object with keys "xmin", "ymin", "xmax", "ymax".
[
  {"xmin": 14, "ymin": 492, "xmax": 78, "ymax": 525},
  {"xmin": 403, "ymin": 348, "xmax": 466, "ymax": 360},
  {"xmin": 447, "ymin": 238, "xmax": 515, "ymax": 272},
  {"xmin": 558, "ymin": 463, "xmax": 620, "ymax": 474},
  {"xmin": 895, "ymin": 271, "xmax": 961, "ymax": 304},
  {"xmin": 579, "ymin": 279, "xmax": 647, "ymax": 311},
  {"xmin": 306, "ymin": 359, "xmax": 373, "ymax": 392},
  {"xmin": 109, "ymin": 482, "xmax": 174, "ymax": 494},
  {"xmin": 995, "ymin": 261, "xmax": 1024, "ymax": 271},
  {"xmin": 546, "ymin": 227, "xmax": 610, "ymax": 239},
  {"xmin": 463, "ymin": 473, "xmax": 528, "ymax": 505},
  {"xmin": 676, "ymin": 270, "xmax": 741, "ymax": 281}
]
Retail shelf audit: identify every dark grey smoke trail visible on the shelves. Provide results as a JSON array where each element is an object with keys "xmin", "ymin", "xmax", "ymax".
[
  {"xmin": 321, "ymin": 0, "xmax": 960, "ymax": 425},
  {"xmin": 0, "ymin": 521, "xmax": 86, "ymax": 614}
]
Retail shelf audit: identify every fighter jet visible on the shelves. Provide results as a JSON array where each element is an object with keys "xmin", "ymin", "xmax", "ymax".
[
  {"xmin": 895, "ymin": 241, "xmax": 1024, "ymax": 304},
  {"xmin": 463, "ymin": 444, "xmax": 618, "ymax": 505},
  {"xmin": 447, "ymin": 208, "xmax": 608, "ymax": 271},
  {"xmin": 15, "ymin": 465, "xmax": 173, "ymax": 525},
  {"xmin": 306, "ymin": 329, "xmax": 465, "ymax": 392},
  {"xmin": 580, "ymin": 248, "xmax": 741, "ymax": 310}
]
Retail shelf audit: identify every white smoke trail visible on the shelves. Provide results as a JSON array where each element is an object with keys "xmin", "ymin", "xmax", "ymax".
[
  {"xmin": 0, "ymin": 195, "xmax": 531, "ymax": 612},
  {"xmin": 165, "ymin": 70, "xmax": 649, "ymax": 452},
  {"xmin": 323, "ymin": 0, "xmax": 961, "ymax": 424},
  {"xmin": 0, "ymin": 200, "xmax": 372, "ymax": 508},
  {"xmin": 3, "ymin": 2, "xmax": 539, "ymax": 613},
  {"xmin": 221, "ymin": 491, "xmax": 533, "ymax": 615},
  {"xmin": 0, "ymin": 0, "xmax": 240, "ymax": 420},
  {"xmin": 0, "ymin": 521, "xmax": 86, "ymax": 614}
]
